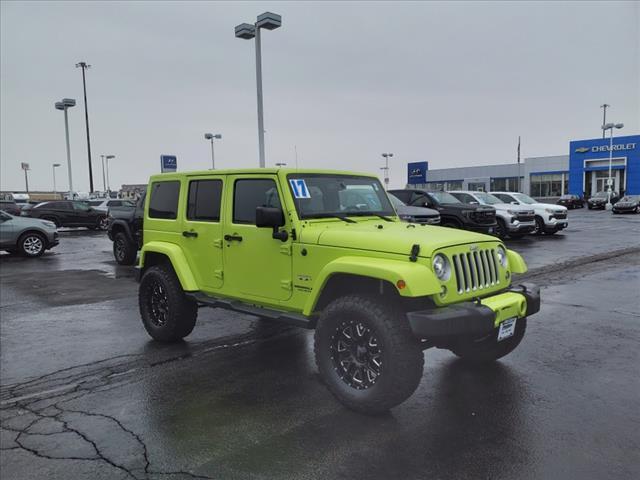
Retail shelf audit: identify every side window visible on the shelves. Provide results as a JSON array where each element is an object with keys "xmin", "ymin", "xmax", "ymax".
[
  {"xmin": 187, "ymin": 179, "xmax": 223, "ymax": 221},
  {"xmin": 233, "ymin": 178, "xmax": 281, "ymax": 225},
  {"xmin": 390, "ymin": 191, "xmax": 410, "ymax": 203},
  {"xmin": 495, "ymin": 194, "xmax": 513, "ymax": 203},
  {"xmin": 149, "ymin": 181, "xmax": 181, "ymax": 219},
  {"xmin": 107, "ymin": 200, "xmax": 122, "ymax": 207},
  {"xmin": 457, "ymin": 193, "xmax": 476, "ymax": 204},
  {"xmin": 411, "ymin": 192, "xmax": 430, "ymax": 207},
  {"xmin": 73, "ymin": 202, "xmax": 90, "ymax": 211}
]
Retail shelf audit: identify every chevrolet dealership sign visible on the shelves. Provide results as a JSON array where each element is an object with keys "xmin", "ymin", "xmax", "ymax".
[{"xmin": 575, "ymin": 143, "xmax": 636, "ymax": 154}]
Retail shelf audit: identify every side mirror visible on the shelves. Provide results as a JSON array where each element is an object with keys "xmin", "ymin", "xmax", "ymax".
[{"xmin": 256, "ymin": 206, "xmax": 288, "ymax": 242}]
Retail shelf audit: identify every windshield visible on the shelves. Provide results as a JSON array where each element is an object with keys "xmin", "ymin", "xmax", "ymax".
[
  {"xmin": 388, "ymin": 193, "xmax": 405, "ymax": 208},
  {"xmin": 89, "ymin": 201, "xmax": 103, "ymax": 206},
  {"xmin": 593, "ymin": 192, "xmax": 608, "ymax": 198},
  {"xmin": 474, "ymin": 192, "xmax": 503, "ymax": 205},
  {"xmin": 512, "ymin": 193, "xmax": 537, "ymax": 204},
  {"xmin": 428, "ymin": 191, "xmax": 461, "ymax": 204},
  {"xmin": 620, "ymin": 196, "xmax": 639, "ymax": 202},
  {"xmin": 287, "ymin": 174, "xmax": 395, "ymax": 219}
]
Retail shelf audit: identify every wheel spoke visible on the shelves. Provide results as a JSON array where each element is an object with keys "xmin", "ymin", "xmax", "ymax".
[{"xmin": 331, "ymin": 320, "xmax": 383, "ymax": 390}]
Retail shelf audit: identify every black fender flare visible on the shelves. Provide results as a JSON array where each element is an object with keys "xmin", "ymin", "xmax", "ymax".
[{"xmin": 108, "ymin": 220, "xmax": 134, "ymax": 244}]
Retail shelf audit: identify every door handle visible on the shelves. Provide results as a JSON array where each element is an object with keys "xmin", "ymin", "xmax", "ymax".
[
  {"xmin": 182, "ymin": 231, "xmax": 198, "ymax": 238},
  {"xmin": 224, "ymin": 234, "xmax": 243, "ymax": 242}
]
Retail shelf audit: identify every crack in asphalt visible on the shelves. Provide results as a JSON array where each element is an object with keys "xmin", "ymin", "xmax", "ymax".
[{"xmin": 1, "ymin": 324, "xmax": 294, "ymax": 479}]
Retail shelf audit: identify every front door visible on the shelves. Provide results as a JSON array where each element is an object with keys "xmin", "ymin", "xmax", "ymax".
[
  {"xmin": 223, "ymin": 175, "xmax": 292, "ymax": 302},
  {"xmin": 181, "ymin": 177, "xmax": 225, "ymax": 291}
]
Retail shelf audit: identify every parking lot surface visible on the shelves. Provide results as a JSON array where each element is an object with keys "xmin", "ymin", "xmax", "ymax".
[{"xmin": 1, "ymin": 208, "xmax": 639, "ymax": 479}]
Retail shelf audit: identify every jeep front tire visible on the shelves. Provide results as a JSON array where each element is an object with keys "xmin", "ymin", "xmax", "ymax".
[
  {"xmin": 314, "ymin": 295, "xmax": 424, "ymax": 414},
  {"xmin": 139, "ymin": 265, "xmax": 197, "ymax": 342}
]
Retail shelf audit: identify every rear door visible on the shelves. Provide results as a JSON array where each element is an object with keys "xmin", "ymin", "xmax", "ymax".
[
  {"xmin": 181, "ymin": 176, "xmax": 225, "ymax": 291},
  {"xmin": 72, "ymin": 202, "xmax": 95, "ymax": 226}
]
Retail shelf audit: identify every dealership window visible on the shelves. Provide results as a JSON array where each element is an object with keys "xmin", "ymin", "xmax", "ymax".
[
  {"xmin": 149, "ymin": 181, "xmax": 180, "ymax": 219},
  {"xmin": 490, "ymin": 177, "xmax": 521, "ymax": 192},
  {"xmin": 530, "ymin": 173, "xmax": 567, "ymax": 197},
  {"xmin": 425, "ymin": 182, "xmax": 444, "ymax": 192},
  {"xmin": 445, "ymin": 181, "xmax": 463, "ymax": 191}
]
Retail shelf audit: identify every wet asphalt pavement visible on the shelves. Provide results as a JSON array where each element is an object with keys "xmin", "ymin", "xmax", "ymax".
[{"xmin": 1, "ymin": 208, "xmax": 639, "ymax": 479}]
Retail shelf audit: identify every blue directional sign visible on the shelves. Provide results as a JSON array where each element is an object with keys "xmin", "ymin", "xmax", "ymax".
[
  {"xmin": 160, "ymin": 155, "xmax": 177, "ymax": 173},
  {"xmin": 407, "ymin": 161, "xmax": 428, "ymax": 185}
]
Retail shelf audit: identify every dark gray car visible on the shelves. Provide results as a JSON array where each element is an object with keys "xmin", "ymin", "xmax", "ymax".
[
  {"xmin": 388, "ymin": 192, "xmax": 440, "ymax": 225},
  {"xmin": 0, "ymin": 211, "xmax": 59, "ymax": 257}
]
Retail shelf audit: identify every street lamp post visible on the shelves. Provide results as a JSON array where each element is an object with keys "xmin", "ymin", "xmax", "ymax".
[
  {"xmin": 602, "ymin": 122, "xmax": 624, "ymax": 209},
  {"xmin": 381, "ymin": 153, "xmax": 393, "ymax": 190},
  {"xmin": 600, "ymin": 104, "xmax": 610, "ymax": 139},
  {"xmin": 52, "ymin": 163, "xmax": 61, "ymax": 194},
  {"xmin": 55, "ymin": 98, "xmax": 76, "ymax": 196},
  {"xmin": 235, "ymin": 12, "xmax": 282, "ymax": 168},
  {"xmin": 100, "ymin": 155, "xmax": 107, "ymax": 192},
  {"xmin": 105, "ymin": 155, "xmax": 115, "ymax": 193},
  {"xmin": 76, "ymin": 62, "xmax": 95, "ymax": 193},
  {"xmin": 204, "ymin": 133, "xmax": 222, "ymax": 169}
]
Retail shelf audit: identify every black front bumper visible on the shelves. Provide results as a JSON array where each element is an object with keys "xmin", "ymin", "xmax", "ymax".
[{"xmin": 406, "ymin": 283, "xmax": 540, "ymax": 338}]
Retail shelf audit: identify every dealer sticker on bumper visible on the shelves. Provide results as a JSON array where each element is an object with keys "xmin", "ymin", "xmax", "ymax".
[{"xmin": 498, "ymin": 318, "xmax": 517, "ymax": 342}]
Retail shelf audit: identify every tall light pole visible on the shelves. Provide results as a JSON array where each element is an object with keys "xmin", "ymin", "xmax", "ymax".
[
  {"xmin": 105, "ymin": 155, "xmax": 115, "ymax": 193},
  {"xmin": 600, "ymin": 104, "xmax": 610, "ymax": 139},
  {"xmin": 381, "ymin": 153, "xmax": 393, "ymax": 190},
  {"xmin": 100, "ymin": 155, "xmax": 107, "ymax": 192},
  {"xmin": 235, "ymin": 12, "xmax": 282, "ymax": 168},
  {"xmin": 602, "ymin": 122, "xmax": 624, "ymax": 209},
  {"xmin": 204, "ymin": 133, "xmax": 222, "ymax": 169},
  {"xmin": 76, "ymin": 61, "xmax": 95, "ymax": 193},
  {"xmin": 55, "ymin": 98, "xmax": 76, "ymax": 195},
  {"xmin": 52, "ymin": 163, "xmax": 61, "ymax": 194}
]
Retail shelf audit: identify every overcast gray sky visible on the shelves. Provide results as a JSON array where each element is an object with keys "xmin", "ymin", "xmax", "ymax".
[{"xmin": 1, "ymin": 0, "xmax": 638, "ymax": 192}]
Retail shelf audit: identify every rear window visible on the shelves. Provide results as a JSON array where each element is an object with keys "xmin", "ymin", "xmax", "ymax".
[
  {"xmin": 187, "ymin": 179, "xmax": 223, "ymax": 221},
  {"xmin": 149, "ymin": 181, "xmax": 180, "ymax": 219}
]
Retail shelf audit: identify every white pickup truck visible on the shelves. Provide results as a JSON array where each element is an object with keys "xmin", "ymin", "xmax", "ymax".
[
  {"xmin": 491, "ymin": 192, "xmax": 568, "ymax": 235},
  {"xmin": 449, "ymin": 191, "xmax": 536, "ymax": 239}
]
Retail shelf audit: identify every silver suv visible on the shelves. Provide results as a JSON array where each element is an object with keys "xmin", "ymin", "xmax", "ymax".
[
  {"xmin": 491, "ymin": 192, "xmax": 568, "ymax": 235},
  {"xmin": 449, "ymin": 191, "xmax": 535, "ymax": 239},
  {"xmin": 0, "ymin": 212, "xmax": 59, "ymax": 257}
]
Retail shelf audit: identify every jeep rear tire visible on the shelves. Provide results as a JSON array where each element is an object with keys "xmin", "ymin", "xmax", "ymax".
[
  {"xmin": 314, "ymin": 295, "xmax": 424, "ymax": 414},
  {"xmin": 139, "ymin": 265, "xmax": 197, "ymax": 342},
  {"xmin": 113, "ymin": 232, "xmax": 137, "ymax": 265},
  {"xmin": 450, "ymin": 317, "xmax": 527, "ymax": 363}
]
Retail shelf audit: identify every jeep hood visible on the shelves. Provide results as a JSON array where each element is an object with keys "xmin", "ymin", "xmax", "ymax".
[{"xmin": 301, "ymin": 220, "xmax": 497, "ymax": 258}]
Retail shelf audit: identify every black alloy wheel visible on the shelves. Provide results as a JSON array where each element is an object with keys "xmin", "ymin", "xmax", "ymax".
[
  {"xmin": 330, "ymin": 319, "xmax": 382, "ymax": 390},
  {"xmin": 97, "ymin": 216, "xmax": 109, "ymax": 230},
  {"xmin": 148, "ymin": 281, "xmax": 169, "ymax": 327}
]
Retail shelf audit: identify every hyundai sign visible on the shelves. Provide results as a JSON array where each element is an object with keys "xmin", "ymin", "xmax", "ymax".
[
  {"xmin": 160, "ymin": 155, "xmax": 177, "ymax": 173},
  {"xmin": 407, "ymin": 161, "xmax": 428, "ymax": 185}
]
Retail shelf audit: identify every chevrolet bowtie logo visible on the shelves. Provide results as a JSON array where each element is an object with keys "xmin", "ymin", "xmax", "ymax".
[{"xmin": 575, "ymin": 147, "xmax": 590, "ymax": 153}]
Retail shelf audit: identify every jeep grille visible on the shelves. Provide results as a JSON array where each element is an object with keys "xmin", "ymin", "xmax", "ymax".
[{"xmin": 452, "ymin": 248, "xmax": 500, "ymax": 293}]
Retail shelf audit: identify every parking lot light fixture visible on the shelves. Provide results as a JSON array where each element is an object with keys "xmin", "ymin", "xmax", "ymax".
[
  {"xmin": 204, "ymin": 133, "xmax": 222, "ymax": 169},
  {"xmin": 381, "ymin": 153, "xmax": 393, "ymax": 190},
  {"xmin": 52, "ymin": 163, "xmax": 61, "ymax": 194},
  {"xmin": 275, "ymin": 162, "xmax": 287, "ymax": 167},
  {"xmin": 105, "ymin": 155, "xmax": 115, "ymax": 193},
  {"xmin": 235, "ymin": 12, "xmax": 282, "ymax": 168},
  {"xmin": 602, "ymin": 122, "xmax": 624, "ymax": 209},
  {"xmin": 55, "ymin": 98, "xmax": 76, "ymax": 194}
]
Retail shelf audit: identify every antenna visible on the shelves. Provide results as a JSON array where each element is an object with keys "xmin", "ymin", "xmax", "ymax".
[{"xmin": 294, "ymin": 145, "xmax": 299, "ymax": 170}]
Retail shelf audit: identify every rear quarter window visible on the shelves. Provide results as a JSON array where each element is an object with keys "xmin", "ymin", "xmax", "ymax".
[{"xmin": 149, "ymin": 181, "xmax": 181, "ymax": 219}]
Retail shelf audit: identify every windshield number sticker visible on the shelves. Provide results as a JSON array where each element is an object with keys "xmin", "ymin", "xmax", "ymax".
[{"xmin": 289, "ymin": 179, "xmax": 311, "ymax": 199}]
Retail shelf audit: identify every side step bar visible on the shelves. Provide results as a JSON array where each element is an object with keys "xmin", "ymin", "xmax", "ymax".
[{"xmin": 186, "ymin": 292, "xmax": 316, "ymax": 329}]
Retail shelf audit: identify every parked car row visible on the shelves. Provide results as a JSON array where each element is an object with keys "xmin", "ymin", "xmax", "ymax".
[{"xmin": 388, "ymin": 189, "xmax": 568, "ymax": 239}]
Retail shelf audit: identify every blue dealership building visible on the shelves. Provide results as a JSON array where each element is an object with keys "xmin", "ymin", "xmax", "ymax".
[{"xmin": 407, "ymin": 134, "xmax": 640, "ymax": 199}]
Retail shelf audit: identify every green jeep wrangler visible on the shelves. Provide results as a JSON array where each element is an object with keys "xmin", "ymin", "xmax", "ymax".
[{"xmin": 137, "ymin": 169, "xmax": 540, "ymax": 414}]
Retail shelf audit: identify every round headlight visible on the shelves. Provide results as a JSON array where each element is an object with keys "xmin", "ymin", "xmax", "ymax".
[
  {"xmin": 432, "ymin": 254, "xmax": 451, "ymax": 281},
  {"xmin": 496, "ymin": 246, "xmax": 508, "ymax": 267}
]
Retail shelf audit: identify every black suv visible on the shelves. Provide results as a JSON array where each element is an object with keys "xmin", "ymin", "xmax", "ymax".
[
  {"xmin": 587, "ymin": 191, "xmax": 620, "ymax": 209},
  {"xmin": 27, "ymin": 200, "xmax": 109, "ymax": 229},
  {"xmin": 389, "ymin": 189, "xmax": 497, "ymax": 234},
  {"xmin": 107, "ymin": 192, "xmax": 145, "ymax": 265}
]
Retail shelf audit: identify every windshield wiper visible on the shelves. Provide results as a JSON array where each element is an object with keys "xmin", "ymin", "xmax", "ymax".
[
  {"xmin": 306, "ymin": 213, "xmax": 357, "ymax": 223},
  {"xmin": 347, "ymin": 212, "xmax": 394, "ymax": 222}
]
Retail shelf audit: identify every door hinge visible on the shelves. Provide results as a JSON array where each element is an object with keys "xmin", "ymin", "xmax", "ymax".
[
  {"xmin": 280, "ymin": 280, "xmax": 292, "ymax": 291},
  {"xmin": 214, "ymin": 269, "xmax": 223, "ymax": 279},
  {"xmin": 213, "ymin": 238, "xmax": 223, "ymax": 249},
  {"xmin": 280, "ymin": 244, "xmax": 292, "ymax": 256}
]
